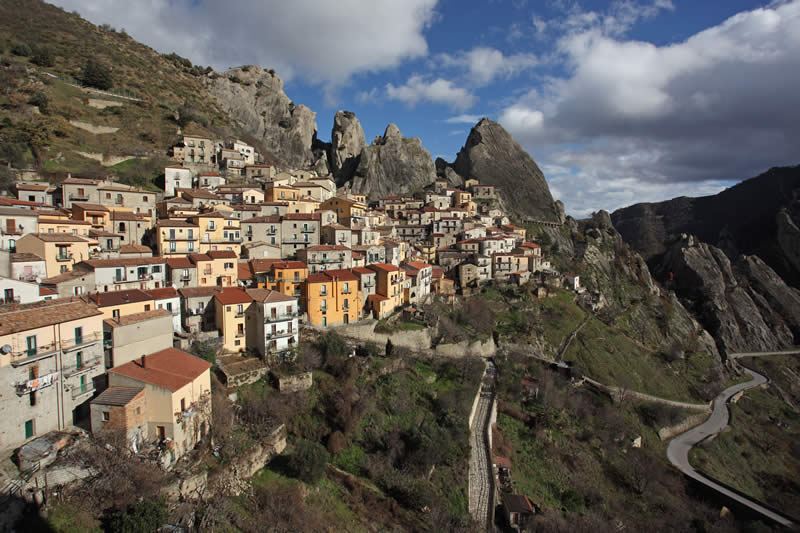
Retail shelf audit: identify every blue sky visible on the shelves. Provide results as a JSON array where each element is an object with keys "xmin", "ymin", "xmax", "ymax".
[{"xmin": 52, "ymin": 0, "xmax": 800, "ymax": 216}]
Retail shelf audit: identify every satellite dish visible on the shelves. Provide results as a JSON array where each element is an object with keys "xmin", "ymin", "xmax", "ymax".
[
  {"xmin": 1, "ymin": 345, "xmax": 11, "ymax": 354},
  {"xmin": 171, "ymin": 283, "xmax": 178, "ymax": 290},
  {"xmin": 35, "ymin": 277, "xmax": 41, "ymax": 284}
]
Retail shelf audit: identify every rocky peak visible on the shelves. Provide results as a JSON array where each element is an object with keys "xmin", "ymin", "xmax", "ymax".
[
  {"xmin": 382, "ymin": 123, "xmax": 402, "ymax": 143},
  {"xmin": 448, "ymin": 118, "xmax": 560, "ymax": 223},
  {"xmin": 330, "ymin": 110, "xmax": 366, "ymax": 183},
  {"xmin": 206, "ymin": 65, "xmax": 324, "ymax": 170}
]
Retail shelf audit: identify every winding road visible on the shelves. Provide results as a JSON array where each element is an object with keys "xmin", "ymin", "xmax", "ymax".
[
  {"xmin": 469, "ymin": 360, "xmax": 496, "ymax": 530},
  {"xmin": 666, "ymin": 350, "xmax": 800, "ymax": 528}
]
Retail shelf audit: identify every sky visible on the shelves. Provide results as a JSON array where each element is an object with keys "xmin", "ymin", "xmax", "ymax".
[{"xmin": 52, "ymin": 0, "xmax": 800, "ymax": 217}]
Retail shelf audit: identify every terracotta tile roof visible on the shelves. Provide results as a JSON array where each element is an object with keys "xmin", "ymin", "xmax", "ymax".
[
  {"xmin": 164, "ymin": 196, "xmax": 191, "ymax": 204},
  {"xmin": 431, "ymin": 267, "xmax": 444, "ymax": 279},
  {"xmin": 368, "ymin": 263, "xmax": 399, "ymax": 273},
  {"xmin": 0, "ymin": 297, "xmax": 101, "ymax": 336},
  {"xmin": 351, "ymin": 267, "xmax": 375, "ymax": 275},
  {"xmin": 368, "ymin": 294, "xmax": 389, "ymax": 302},
  {"xmin": 178, "ymin": 287, "xmax": 222, "ymax": 298},
  {"xmin": 250, "ymin": 259, "xmax": 282, "ymax": 273},
  {"xmin": 245, "ymin": 288, "xmax": 296, "ymax": 303},
  {"xmin": 247, "ymin": 215, "xmax": 282, "ymax": 223},
  {"xmin": 72, "ymin": 202, "xmax": 110, "ymax": 212},
  {"xmin": 188, "ymin": 253, "xmax": 212, "ymax": 263},
  {"xmin": 157, "ymin": 219, "xmax": 197, "ymax": 228},
  {"xmin": 167, "ymin": 257, "xmax": 193, "ymax": 269},
  {"xmin": 28, "ymin": 232, "xmax": 90, "ymax": 243},
  {"xmin": 10, "ymin": 252, "xmax": 43, "ymax": 263},
  {"xmin": 303, "ymin": 244, "xmax": 350, "ymax": 252},
  {"xmin": 182, "ymin": 189, "xmax": 222, "ymax": 200},
  {"xmin": 88, "ymin": 229, "xmax": 122, "ymax": 238},
  {"xmin": 143, "ymin": 287, "xmax": 179, "ymax": 300},
  {"xmin": 39, "ymin": 286, "xmax": 56, "ymax": 296},
  {"xmin": 62, "ymin": 177, "xmax": 100, "ymax": 185},
  {"xmin": 109, "ymin": 348, "xmax": 211, "ymax": 392},
  {"xmin": 238, "ymin": 262, "xmax": 254, "ymax": 280},
  {"xmin": 272, "ymin": 261, "xmax": 307, "ymax": 270},
  {"xmin": 38, "ymin": 218, "xmax": 93, "ymax": 226},
  {"xmin": 104, "ymin": 308, "xmax": 171, "ymax": 327},
  {"xmin": 111, "ymin": 211, "xmax": 149, "ymax": 221},
  {"xmin": 119, "ymin": 244, "xmax": 152, "ymax": 254},
  {"xmin": 207, "ymin": 250, "xmax": 237, "ymax": 259},
  {"xmin": 214, "ymin": 287, "xmax": 252, "ymax": 305},
  {"xmin": 406, "ymin": 261, "xmax": 432, "ymax": 270},
  {"xmin": 16, "ymin": 183, "xmax": 49, "ymax": 191},
  {"xmin": 321, "ymin": 269, "xmax": 358, "ymax": 282},
  {"xmin": 91, "ymin": 386, "xmax": 144, "ymax": 407},
  {"xmin": 41, "ymin": 269, "xmax": 92, "ymax": 284},
  {"xmin": 89, "ymin": 289, "xmax": 153, "ymax": 307},
  {"xmin": 0, "ymin": 198, "xmax": 45, "ymax": 207},
  {"xmin": 81, "ymin": 257, "xmax": 165, "ymax": 268},
  {"xmin": 306, "ymin": 273, "xmax": 330, "ymax": 284}
]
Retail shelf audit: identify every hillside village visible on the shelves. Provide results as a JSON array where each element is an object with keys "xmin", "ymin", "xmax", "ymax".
[{"xmin": 0, "ymin": 129, "xmax": 583, "ymax": 518}]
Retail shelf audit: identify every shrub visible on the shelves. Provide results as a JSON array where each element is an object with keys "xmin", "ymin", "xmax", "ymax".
[
  {"xmin": 30, "ymin": 47, "xmax": 54, "ymax": 67},
  {"xmin": 191, "ymin": 341, "xmax": 216, "ymax": 364},
  {"xmin": 80, "ymin": 59, "xmax": 113, "ymax": 90},
  {"xmin": 27, "ymin": 92, "xmax": 49, "ymax": 114},
  {"xmin": 10, "ymin": 42, "xmax": 32, "ymax": 57},
  {"xmin": 106, "ymin": 498, "xmax": 167, "ymax": 533},
  {"xmin": 288, "ymin": 439, "xmax": 329, "ymax": 484},
  {"xmin": 320, "ymin": 331, "xmax": 348, "ymax": 362}
]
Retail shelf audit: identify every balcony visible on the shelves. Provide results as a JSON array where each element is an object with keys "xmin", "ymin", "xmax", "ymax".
[
  {"xmin": 203, "ymin": 268, "xmax": 213, "ymax": 276},
  {"xmin": 137, "ymin": 273, "xmax": 153, "ymax": 281},
  {"xmin": 15, "ymin": 371, "xmax": 59, "ymax": 396},
  {"xmin": 235, "ymin": 311, "xmax": 245, "ymax": 318},
  {"xmin": 71, "ymin": 384, "xmax": 95, "ymax": 400},
  {"xmin": 301, "ymin": 227, "xmax": 316, "ymax": 233},
  {"xmin": 341, "ymin": 288, "xmax": 352, "ymax": 294},
  {"xmin": 65, "ymin": 359, "xmax": 102, "ymax": 378},
  {"xmin": 264, "ymin": 312, "xmax": 299, "ymax": 323},
  {"xmin": 266, "ymin": 331, "xmax": 295, "ymax": 340},
  {"xmin": 68, "ymin": 193, "xmax": 89, "ymax": 201},
  {"xmin": 61, "ymin": 331, "xmax": 102, "ymax": 352},
  {"xmin": 180, "ymin": 273, "xmax": 191, "ymax": 281},
  {"xmin": 56, "ymin": 253, "xmax": 73, "ymax": 262},
  {"xmin": 0, "ymin": 296, "xmax": 21, "ymax": 304},
  {"xmin": 11, "ymin": 342, "xmax": 59, "ymax": 365},
  {"xmin": 235, "ymin": 332, "xmax": 245, "ymax": 338}
]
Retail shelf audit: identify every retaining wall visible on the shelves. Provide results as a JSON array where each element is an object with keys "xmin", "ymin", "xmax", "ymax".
[{"xmin": 658, "ymin": 412, "xmax": 711, "ymax": 441}]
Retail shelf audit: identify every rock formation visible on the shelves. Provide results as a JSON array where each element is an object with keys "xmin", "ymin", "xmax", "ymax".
[
  {"xmin": 329, "ymin": 110, "xmax": 366, "ymax": 184},
  {"xmin": 206, "ymin": 66, "xmax": 323, "ymax": 170},
  {"xmin": 611, "ymin": 165, "xmax": 800, "ymax": 287},
  {"xmin": 657, "ymin": 235, "xmax": 800, "ymax": 355},
  {"xmin": 449, "ymin": 118, "xmax": 560, "ymax": 223},
  {"xmin": 347, "ymin": 124, "xmax": 437, "ymax": 200},
  {"xmin": 435, "ymin": 157, "xmax": 464, "ymax": 187}
]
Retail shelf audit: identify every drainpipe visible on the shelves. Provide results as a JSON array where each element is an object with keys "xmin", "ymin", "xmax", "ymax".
[{"xmin": 54, "ymin": 323, "xmax": 64, "ymax": 430}]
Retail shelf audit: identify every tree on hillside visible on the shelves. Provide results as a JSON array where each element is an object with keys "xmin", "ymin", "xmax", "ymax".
[
  {"xmin": 81, "ymin": 58, "xmax": 112, "ymax": 90},
  {"xmin": 288, "ymin": 439, "xmax": 329, "ymax": 484}
]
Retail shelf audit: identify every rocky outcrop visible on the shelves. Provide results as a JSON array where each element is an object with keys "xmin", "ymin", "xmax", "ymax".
[
  {"xmin": 206, "ymin": 66, "xmax": 321, "ymax": 169},
  {"xmin": 611, "ymin": 165, "xmax": 800, "ymax": 287},
  {"xmin": 658, "ymin": 235, "xmax": 800, "ymax": 355},
  {"xmin": 329, "ymin": 110, "xmax": 366, "ymax": 183},
  {"xmin": 348, "ymin": 124, "xmax": 437, "ymax": 200},
  {"xmin": 449, "ymin": 118, "xmax": 560, "ymax": 223},
  {"xmin": 435, "ymin": 157, "xmax": 464, "ymax": 187}
]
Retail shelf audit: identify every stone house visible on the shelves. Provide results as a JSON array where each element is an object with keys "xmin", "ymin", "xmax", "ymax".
[
  {"xmin": 297, "ymin": 244, "xmax": 352, "ymax": 273},
  {"xmin": 280, "ymin": 214, "xmax": 321, "ymax": 258},
  {"xmin": 103, "ymin": 308, "xmax": 174, "ymax": 369},
  {"xmin": 15, "ymin": 183, "xmax": 55, "ymax": 206},
  {"xmin": 90, "ymin": 387, "xmax": 146, "ymax": 449},
  {"xmin": 16, "ymin": 233, "xmax": 92, "ymax": 278},
  {"xmin": 245, "ymin": 289, "xmax": 299, "ymax": 360},
  {"xmin": 105, "ymin": 348, "xmax": 212, "ymax": 462},
  {"xmin": 76, "ymin": 257, "xmax": 167, "ymax": 292},
  {"xmin": 165, "ymin": 166, "xmax": 194, "ymax": 197},
  {"xmin": 214, "ymin": 288, "xmax": 251, "ymax": 352},
  {"xmin": 178, "ymin": 286, "xmax": 219, "ymax": 334},
  {"xmin": 351, "ymin": 267, "xmax": 377, "ymax": 317}
]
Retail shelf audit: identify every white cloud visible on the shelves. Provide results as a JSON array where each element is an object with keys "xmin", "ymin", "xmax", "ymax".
[
  {"xmin": 357, "ymin": 88, "xmax": 379, "ymax": 104},
  {"xmin": 499, "ymin": 1, "xmax": 800, "ymax": 215},
  {"xmin": 445, "ymin": 114, "xmax": 484, "ymax": 124},
  {"xmin": 51, "ymin": 0, "xmax": 438, "ymax": 87},
  {"xmin": 437, "ymin": 47, "xmax": 538, "ymax": 85},
  {"xmin": 385, "ymin": 75, "xmax": 476, "ymax": 109}
]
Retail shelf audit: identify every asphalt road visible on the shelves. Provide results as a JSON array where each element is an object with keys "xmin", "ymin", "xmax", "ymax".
[
  {"xmin": 666, "ymin": 351, "xmax": 799, "ymax": 528},
  {"xmin": 469, "ymin": 360, "xmax": 496, "ymax": 530}
]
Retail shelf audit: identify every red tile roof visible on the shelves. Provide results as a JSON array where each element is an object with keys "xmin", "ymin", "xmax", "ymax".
[
  {"xmin": 143, "ymin": 287, "xmax": 179, "ymax": 300},
  {"xmin": 109, "ymin": 348, "xmax": 211, "ymax": 392},
  {"xmin": 351, "ymin": 267, "xmax": 375, "ymax": 275},
  {"xmin": 323, "ymin": 269, "xmax": 359, "ymax": 282},
  {"xmin": 306, "ymin": 273, "xmax": 330, "ymax": 284},
  {"xmin": 368, "ymin": 263, "xmax": 399, "ymax": 273},
  {"xmin": 207, "ymin": 250, "xmax": 238, "ymax": 259},
  {"xmin": 213, "ymin": 287, "xmax": 252, "ymax": 305},
  {"xmin": 238, "ymin": 262, "xmax": 254, "ymax": 280},
  {"xmin": 246, "ymin": 288, "xmax": 296, "ymax": 303},
  {"xmin": 104, "ymin": 308, "xmax": 171, "ymax": 327},
  {"xmin": 0, "ymin": 297, "xmax": 101, "ymax": 336},
  {"xmin": 167, "ymin": 257, "xmax": 193, "ymax": 269},
  {"xmin": 90, "ymin": 289, "xmax": 153, "ymax": 307},
  {"xmin": 272, "ymin": 261, "xmax": 307, "ymax": 270}
]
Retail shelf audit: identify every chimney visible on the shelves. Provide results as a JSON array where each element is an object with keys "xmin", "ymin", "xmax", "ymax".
[{"xmin": 140, "ymin": 355, "xmax": 146, "ymax": 368}]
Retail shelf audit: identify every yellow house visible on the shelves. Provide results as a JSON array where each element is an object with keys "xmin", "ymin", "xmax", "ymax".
[
  {"xmin": 367, "ymin": 263, "xmax": 406, "ymax": 315},
  {"xmin": 156, "ymin": 220, "xmax": 200, "ymax": 257},
  {"xmin": 264, "ymin": 261, "xmax": 308, "ymax": 298},
  {"xmin": 265, "ymin": 185, "xmax": 300, "ymax": 203},
  {"xmin": 286, "ymin": 196, "xmax": 320, "ymax": 215},
  {"xmin": 190, "ymin": 213, "xmax": 242, "ymax": 255},
  {"xmin": 302, "ymin": 269, "xmax": 361, "ymax": 327},
  {"xmin": 89, "ymin": 289, "xmax": 157, "ymax": 320},
  {"xmin": 214, "ymin": 288, "xmax": 252, "ymax": 352},
  {"xmin": 37, "ymin": 218, "xmax": 93, "ymax": 237},
  {"xmin": 106, "ymin": 347, "xmax": 212, "ymax": 460},
  {"xmin": 190, "ymin": 251, "xmax": 239, "ymax": 287},
  {"xmin": 0, "ymin": 297, "xmax": 105, "ymax": 448},
  {"xmin": 71, "ymin": 203, "xmax": 111, "ymax": 231},
  {"xmin": 320, "ymin": 196, "xmax": 366, "ymax": 224},
  {"xmin": 16, "ymin": 232, "xmax": 92, "ymax": 278}
]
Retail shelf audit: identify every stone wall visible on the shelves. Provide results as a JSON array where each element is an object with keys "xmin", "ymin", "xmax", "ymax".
[
  {"xmin": 277, "ymin": 372, "xmax": 312, "ymax": 393},
  {"xmin": 487, "ymin": 400, "xmax": 498, "ymax": 451},
  {"xmin": 658, "ymin": 412, "xmax": 711, "ymax": 441},
  {"xmin": 435, "ymin": 337, "xmax": 496, "ymax": 358},
  {"xmin": 468, "ymin": 361, "xmax": 488, "ymax": 428},
  {"xmin": 70, "ymin": 122, "xmax": 120, "ymax": 135},
  {"xmin": 74, "ymin": 151, "xmax": 137, "ymax": 166},
  {"xmin": 332, "ymin": 321, "xmax": 432, "ymax": 351}
]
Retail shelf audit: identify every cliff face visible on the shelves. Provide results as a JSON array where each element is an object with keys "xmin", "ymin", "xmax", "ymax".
[
  {"xmin": 657, "ymin": 236, "xmax": 800, "ymax": 355},
  {"xmin": 346, "ymin": 124, "xmax": 437, "ymax": 200},
  {"xmin": 450, "ymin": 118, "xmax": 561, "ymax": 223},
  {"xmin": 206, "ymin": 66, "xmax": 326, "ymax": 171},
  {"xmin": 611, "ymin": 166, "xmax": 800, "ymax": 287},
  {"xmin": 329, "ymin": 110, "xmax": 366, "ymax": 184}
]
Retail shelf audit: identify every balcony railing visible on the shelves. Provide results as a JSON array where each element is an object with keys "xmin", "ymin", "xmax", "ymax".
[
  {"xmin": 301, "ymin": 227, "xmax": 316, "ymax": 233},
  {"xmin": 68, "ymin": 193, "xmax": 89, "ymax": 200},
  {"xmin": 235, "ymin": 311, "xmax": 245, "ymax": 318},
  {"xmin": 264, "ymin": 312, "xmax": 299, "ymax": 323},
  {"xmin": 235, "ymin": 332, "xmax": 245, "ymax": 338},
  {"xmin": 180, "ymin": 273, "xmax": 191, "ymax": 280},
  {"xmin": 71, "ymin": 384, "xmax": 95, "ymax": 400},
  {"xmin": 341, "ymin": 289, "xmax": 352, "ymax": 294},
  {"xmin": 11, "ymin": 342, "xmax": 59, "ymax": 363},
  {"xmin": 137, "ymin": 273, "xmax": 153, "ymax": 281},
  {"xmin": 56, "ymin": 253, "xmax": 73, "ymax": 262},
  {"xmin": 64, "ymin": 359, "xmax": 102, "ymax": 378},
  {"xmin": 266, "ymin": 331, "xmax": 295, "ymax": 340},
  {"xmin": 0, "ymin": 296, "xmax": 21, "ymax": 304},
  {"xmin": 61, "ymin": 331, "xmax": 102, "ymax": 351}
]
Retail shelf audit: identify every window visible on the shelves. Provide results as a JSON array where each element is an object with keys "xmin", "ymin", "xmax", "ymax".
[
  {"xmin": 25, "ymin": 419, "xmax": 34, "ymax": 440},
  {"xmin": 29, "ymin": 391, "xmax": 36, "ymax": 406},
  {"xmin": 102, "ymin": 411, "xmax": 110, "ymax": 422},
  {"xmin": 187, "ymin": 229, "xmax": 194, "ymax": 239},
  {"xmin": 180, "ymin": 398, "xmax": 186, "ymax": 412},
  {"xmin": 79, "ymin": 375, "xmax": 87, "ymax": 393},
  {"xmin": 112, "ymin": 309, "xmax": 120, "ymax": 319},
  {"xmin": 119, "ymin": 222, "xmax": 126, "ymax": 232},
  {"xmin": 76, "ymin": 351, "xmax": 83, "ymax": 369},
  {"xmin": 25, "ymin": 335, "xmax": 36, "ymax": 357},
  {"xmin": 135, "ymin": 406, "xmax": 141, "ymax": 416},
  {"xmin": 237, "ymin": 304, "xmax": 243, "ymax": 313},
  {"xmin": 320, "ymin": 299, "xmax": 327, "ymax": 310},
  {"xmin": 144, "ymin": 304, "xmax": 151, "ymax": 311},
  {"xmin": 320, "ymin": 286, "xmax": 327, "ymax": 296},
  {"xmin": 152, "ymin": 265, "xmax": 161, "ymax": 273},
  {"xmin": 142, "ymin": 195, "xmax": 147, "ymax": 202},
  {"xmin": 169, "ymin": 242, "xmax": 177, "ymax": 253},
  {"xmin": 187, "ymin": 242, "xmax": 194, "ymax": 252},
  {"xmin": 208, "ymin": 221, "xmax": 216, "ymax": 230},
  {"xmin": 74, "ymin": 326, "xmax": 83, "ymax": 345},
  {"xmin": 234, "ymin": 340, "xmax": 241, "ymax": 346}
]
